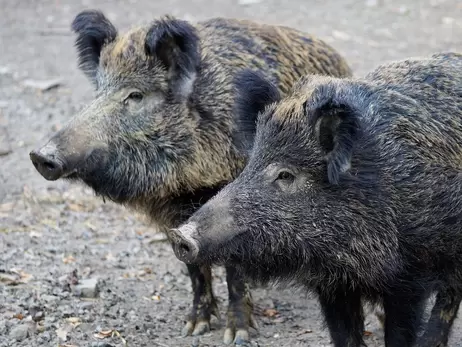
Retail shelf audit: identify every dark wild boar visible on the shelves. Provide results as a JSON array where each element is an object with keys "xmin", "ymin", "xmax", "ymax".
[
  {"xmin": 29, "ymin": 9, "xmax": 352, "ymax": 345},
  {"xmin": 172, "ymin": 53, "xmax": 462, "ymax": 347}
]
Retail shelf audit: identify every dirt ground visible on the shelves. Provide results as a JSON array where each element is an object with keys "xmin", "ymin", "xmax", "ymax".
[{"xmin": 1, "ymin": 0, "xmax": 462, "ymax": 346}]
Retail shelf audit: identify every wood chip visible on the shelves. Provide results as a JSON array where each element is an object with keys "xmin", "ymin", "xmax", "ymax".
[{"xmin": 23, "ymin": 78, "xmax": 62, "ymax": 91}]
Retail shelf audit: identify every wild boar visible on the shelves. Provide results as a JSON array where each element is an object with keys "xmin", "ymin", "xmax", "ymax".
[
  {"xmin": 29, "ymin": 9, "xmax": 352, "ymax": 345},
  {"xmin": 171, "ymin": 53, "xmax": 462, "ymax": 347}
]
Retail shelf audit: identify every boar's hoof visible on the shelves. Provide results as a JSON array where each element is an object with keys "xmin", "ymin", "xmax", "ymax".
[
  {"xmin": 182, "ymin": 319, "xmax": 210, "ymax": 337},
  {"xmin": 223, "ymin": 306, "xmax": 258, "ymax": 345},
  {"xmin": 182, "ymin": 295, "xmax": 220, "ymax": 337},
  {"xmin": 223, "ymin": 328, "xmax": 249, "ymax": 345}
]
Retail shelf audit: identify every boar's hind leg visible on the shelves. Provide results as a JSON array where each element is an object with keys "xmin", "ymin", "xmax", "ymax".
[
  {"xmin": 318, "ymin": 287, "xmax": 366, "ymax": 347},
  {"xmin": 182, "ymin": 264, "xmax": 220, "ymax": 336},
  {"xmin": 383, "ymin": 289, "xmax": 427, "ymax": 347},
  {"xmin": 415, "ymin": 289, "xmax": 461, "ymax": 347},
  {"xmin": 223, "ymin": 265, "xmax": 258, "ymax": 345}
]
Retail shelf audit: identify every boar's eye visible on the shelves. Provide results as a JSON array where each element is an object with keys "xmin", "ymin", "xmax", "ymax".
[
  {"xmin": 124, "ymin": 91, "xmax": 144, "ymax": 105},
  {"xmin": 275, "ymin": 170, "xmax": 295, "ymax": 183}
]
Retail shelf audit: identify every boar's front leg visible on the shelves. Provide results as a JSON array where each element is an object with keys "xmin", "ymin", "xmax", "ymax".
[
  {"xmin": 223, "ymin": 265, "xmax": 258, "ymax": 345},
  {"xmin": 317, "ymin": 287, "xmax": 366, "ymax": 347},
  {"xmin": 415, "ymin": 289, "xmax": 461, "ymax": 347},
  {"xmin": 383, "ymin": 288, "xmax": 427, "ymax": 347},
  {"xmin": 182, "ymin": 264, "xmax": 220, "ymax": 336}
]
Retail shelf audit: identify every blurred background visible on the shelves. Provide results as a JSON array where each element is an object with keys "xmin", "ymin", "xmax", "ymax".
[{"xmin": 1, "ymin": 1, "xmax": 461, "ymax": 346}]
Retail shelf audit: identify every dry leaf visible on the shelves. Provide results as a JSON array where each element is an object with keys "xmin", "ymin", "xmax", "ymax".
[
  {"xmin": 0, "ymin": 269, "xmax": 33, "ymax": 285},
  {"xmin": 63, "ymin": 255, "xmax": 76, "ymax": 264},
  {"xmin": 262, "ymin": 308, "xmax": 279, "ymax": 317},
  {"xmin": 152, "ymin": 295, "xmax": 161, "ymax": 301},
  {"xmin": 0, "ymin": 202, "xmax": 14, "ymax": 212},
  {"xmin": 56, "ymin": 325, "xmax": 71, "ymax": 341},
  {"xmin": 30, "ymin": 231, "xmax": 42, "ymax": 238},
  {"xmin": 67, "ymin": 203, "xmax": 85, "ymax": 212},
  {"xmin": 296, "ymin": 329, "xmax": 313, "ymax": 336},
  {"xmin": 66, "ymin": 317, "xmax": 81, "ymax": 327},
  {"xmin": 13, "ymin": 313, "xmax": 24, "ymax": 320},
  {"xmin": 363, "ymin": 330, "xmax": 373, "ymax": 336},
  {"xmin": 94, "ymin": 329, "xmax": 113, "ymax": 339},
  {"xmin": 23, "ymin": 77, "xmax": 62, "ymax": 91}
]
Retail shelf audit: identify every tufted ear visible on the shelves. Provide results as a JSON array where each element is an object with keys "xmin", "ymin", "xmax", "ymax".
[
  {"xmin": 145, "ymin": 16, "xmax": 200, "ymax": 100},
  {"xmin": 71, "ymin": 10, "xmax": 118, "ymax": 85},
  {"xmin": 306, "ymin": 98, "xmax": 362, "ymax": 185},
  {"xmin": 232, "ymin": 69, "xmax": 281, "ymax": 155}
]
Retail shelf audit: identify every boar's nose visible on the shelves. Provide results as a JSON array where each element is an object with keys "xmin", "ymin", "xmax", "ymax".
[
  {"xmin": 170, "ymin": 224, "xmax": 200, "ymax": 264},
  {"xmin": 29, "ymin": 144, "xmax": 66, "ymax": 181}
]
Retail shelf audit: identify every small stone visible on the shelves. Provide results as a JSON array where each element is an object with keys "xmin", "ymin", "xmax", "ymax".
[
  {"xmin": 191, "ymin": 336, "xmax": 201, "ymax": 347},
  {"xmin": 332, "ymin": 30, "xmax": 351, "ymax": 41},
  {"xmin": 80, "ymin": 301, "xmax": 94, "ymax": 311},
  {"xmin": 41, "ymin": 294, "xmax": 59, "ymax": 303},
  {"xmin": 9, "ymin": 323, "xmax": 34, "ymax": 341},
  {"xmin": 72, "ymin": 278, "xmax": 99, "ymax": 298},
  {"xmin": 38, "ymin": 331, "xmax": 51, "ymax": 343},
  {"xmin": 32, "ymin": 311, "xmax": 45, "ymax": 322}
]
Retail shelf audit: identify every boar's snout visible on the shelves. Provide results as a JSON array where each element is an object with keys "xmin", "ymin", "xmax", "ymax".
[
  {"xmin": 30, "ymin": 143, "xmax": 68, "ymax": 181},
  {"xmin": 171, "ymin": 223, "xmax": 200, "ymax": 264}
]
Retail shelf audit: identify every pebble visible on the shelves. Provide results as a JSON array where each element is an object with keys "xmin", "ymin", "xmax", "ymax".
[
  {"xmin": 80, "ymin": 301, "xmax": 94, "ymax": 311},
  {"xmin": 32, "ymin": 311, "xmax": 45, "ymax": 322},
  {"xmin": 72, "ymin": 278, "xmax": 99, "ymax": 298},
  {"xmin": 37, "ymin": 331, "xmax": 51, "ymax": 343},
  {"xmin": 9, "ymin": 323, "xmax": 34, "ymax": 341}
]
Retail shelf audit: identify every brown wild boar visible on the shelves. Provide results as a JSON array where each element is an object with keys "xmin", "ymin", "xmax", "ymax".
[{"xmin": 29, "ymin": 9, "xmax": 352, "ymax": 345}]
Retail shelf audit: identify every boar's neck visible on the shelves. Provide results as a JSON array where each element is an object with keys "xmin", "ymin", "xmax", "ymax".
[{"xmin": 141, "ymin": 182, "xmax": 230, "ymax": 232}]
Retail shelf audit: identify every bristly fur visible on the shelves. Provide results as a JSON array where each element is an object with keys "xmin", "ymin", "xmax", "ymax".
[
  {"xmin": 182, "ymin": 52, "xmax": 462, "ymax": 347},
  {"xmin": 32, "ymin": 10, "xmax": 353, "ymax": 345},
  {"xmin": 232, "ymin": 69, "xmax": 282, "ymax": 155},
  {"xmin": 144, "ymin": 16, "xmax": 201, "ymax": 100},
  {"xmin": 71, "ymin": 10, "xmax": 118, "ymax": 84}
]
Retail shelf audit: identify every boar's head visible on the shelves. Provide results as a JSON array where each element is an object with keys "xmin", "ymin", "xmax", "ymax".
[
  {"xmin": 172, "ymin": 70, "xmax": 400, "ymax": 288},
  {"xmin": 30, "ymin": 10, "xmax": 209, "ymax": 204}
]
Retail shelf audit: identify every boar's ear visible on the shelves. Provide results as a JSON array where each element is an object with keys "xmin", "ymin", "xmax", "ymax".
[
  {"xmin": 71, "ymin": 10, "xmax": 118, "ymax": 84},
  {"xmin": 306, "ymin": 98, "xmax": 361, "ymax": 185},
  {"xmin": 232, "ymin": 69, "xmax": 281, "ymax": 154},
  {"xmin": 145, "ymin": 16, "xmax": 200, "ymax": 100}
]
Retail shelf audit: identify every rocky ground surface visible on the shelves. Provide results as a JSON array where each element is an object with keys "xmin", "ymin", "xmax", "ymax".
[{"xmin": 1, "ymin": 0, "xmax": 462, "ymax": 346}]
